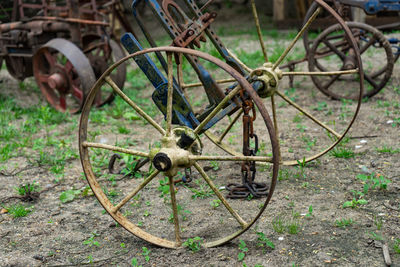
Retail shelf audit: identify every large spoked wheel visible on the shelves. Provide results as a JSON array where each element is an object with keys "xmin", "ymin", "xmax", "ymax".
[
  {"xmin": 308, "ymin": 22, "xmax": 394, "ymax": 100},
  {"xmin": 33, "ymin": 38, "xmax": 96, "ymax": 113},
  {"xmin": 204, "ymin": 0, "xmax": 364, "ymax": 166},
  {"xmin": 79, "ymin": 46, "xmax": 279, "ymax": 248},
  {"xmin": 82, "ymin": 36, "xmax": 127, "ymax": 106}
]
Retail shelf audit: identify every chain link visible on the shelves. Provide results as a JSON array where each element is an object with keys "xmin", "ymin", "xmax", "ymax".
[{"xmin": 227, "ymin": 89, "xmax": 268, "ymax": 199}]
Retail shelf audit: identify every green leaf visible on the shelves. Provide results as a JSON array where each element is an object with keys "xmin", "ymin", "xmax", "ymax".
[
  {"xmin": 123, "ymin": 112, "xmax": 140, "ymax": 121},
  {"xmin": 363, "ymin": 184, "xmax": 370, "ymax": 194},
  {"xmin": 343, "ymin": 201, "xmax": 353, "ymax": 208},
  {"xmin": 59, "ymin": 189, "xmax": 81, "ymax": 203},
  {"xmin": 238, "ymin": 252, "xmax": 245, "ymax": 261},
  {"xmin": 356, "ymin": 174, "xmax": 367, "ymax": 181},
  {"xmin": 357, "ymin": 199, "xmax": 368, "ymax": 205},
  {"xmin": 265, "ymin": 239, "xmax": 275, "ymax": 249}
]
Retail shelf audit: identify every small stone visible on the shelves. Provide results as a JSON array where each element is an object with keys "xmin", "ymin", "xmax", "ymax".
[
  {"xmin": 278, "ymin": 236, "xmax": 284, "ymax": 241},
  {"xmin": 360, "ymin": 140, "xmax": 367, "ymax": 144},
  {"xmin": 33, "ymin": 255, "xmax": 45, "ymax": 262},
  {"xmin": 359, "ymin": 165, "xmax": 372, "ymax": 174}
]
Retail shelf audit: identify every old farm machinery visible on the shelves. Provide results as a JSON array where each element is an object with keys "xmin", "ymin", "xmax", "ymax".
[
  {"xmin": 301, "ymin": 0, "xmax": 400, "ymax": 99},
  {"xmin": 0, "ymin": 0, "xmax": 128, "ymax": 113},
  {"xmin": 79, "ymin": 0, "xmax": 365, "ymax": 248}
]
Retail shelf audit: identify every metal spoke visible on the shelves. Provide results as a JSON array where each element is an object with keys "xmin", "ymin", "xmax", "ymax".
[
  {"xmin": 190, "ymin": 155, "xmax": 273, "ymax": 163},
  {"xmin": 82, "ymin": 141, "xmax": 150, "ymax": 158},
  {"xmin": 282, "ymin": 69, "xmax": 358, "ymax": 76},
  {"xmin": 111, "ymin": 170, "xmax": 160, "ymax": 213},
  {"xmin": 217, "ymin": 109, "xmax": 243, "ymax": 143},
  {"xmin": 275, "ymin": 91, "xmax": 341, "ymax": 139},
  {"xmin": 322, "ymin": 39, "xmax": 346, "ymax": 60},
  {"xmin": 176, "ymin": 53, "xmax": 193, "ymax": 111},
  {"xmin": 59, "ymin": 95, "xmax": 66, "ymax": 110},
  {"xmin": 72, "ymin": 85, "xmax": 83, "ymax": 100},
  {"xmin": 38, "ymin": 74, "xmax": 50, "ymax": 82},
  {"xmin": 166, "ymin": 52, "xmax": 174, "ymax": 136},
  {"xmin": 194, "ymin": 85, "xmax": 241, "ymax": 135},
  {"xmin": 227, "ymin": 49, "xmax": 253, "ymax": 73},
  {"xmin": 65, "ymin": 61, "xmax": 74, "ymax": 73},
  {"xmin": 44, "ymin": 50, "xmax": 56, "ymax": 65},
  {"xmin": 105, "ymin": 76, "xmax": 165, "ymax": 135},
  {"xmin": 193, "ymin": 162, "xmax": 247, "ymax": 228},
  {"xmin": 359, "ymin": 35, "xmax": 377, "ymax": 54},
  {"xmin": 250, "ymin": 0, "xmax": 268, "ymax": 62},
  {"xmin": 168, "ymin": 176, "xmax": 181, "ymax": 245},
  {"xmin": 322, "ymin": 74, "xmax": 340, "ymax": 90},
  {"xmin": 272, "ymin": 7, "xmax": 321, "ymax": 70},
  {"xmin": 364, "ymin": 73, "xmax": 379, "ymax": 89},
  {"xmin": 182, "ymin": 78, "xmax": 236, "ymax": 89}
]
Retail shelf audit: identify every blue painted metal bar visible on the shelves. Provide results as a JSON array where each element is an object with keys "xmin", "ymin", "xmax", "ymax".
[
  {"xmin": 121, "ymin": 33, "xmax": 199, "ymax": 129},
  {"xmin": 340, "ymin": 0, "xmax": 400, "ymax": 14}
]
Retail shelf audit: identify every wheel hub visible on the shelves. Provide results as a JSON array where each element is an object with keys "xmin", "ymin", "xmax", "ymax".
[
  {"xmin": 251, "ymin": 62, "xmax": 283, "ymax": 98},
  {"xmin": 150, "ymin": 126, "xmax": 202, "ymax": 177},
  {"xmin": 48, "ymin": 72, "xmax": 67, "ymax": 91}
]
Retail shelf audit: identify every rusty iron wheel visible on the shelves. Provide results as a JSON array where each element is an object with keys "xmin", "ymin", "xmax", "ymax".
[
  {"xmin": 308, "ymin": 22, "xmax": 394, "ymax": 100},
  {"xmin": 205, "ymin": 0, "xmax": 364, "ymax": 166},
  {"xmin": 33, "ymin": 38, "xmax": 96, "ymax": 113},
  {"xmin": 82, "ymin": 36, "xmax": 127, "ymax": 106},
  {"xmin": 79, "ymin": 46, "xmax": 279, "ymax": 248}
]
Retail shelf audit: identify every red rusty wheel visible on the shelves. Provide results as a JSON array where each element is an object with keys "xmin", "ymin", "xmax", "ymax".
[{"xmin": 33, "ymin": 38, "xmax": 96, "ymax": 113}]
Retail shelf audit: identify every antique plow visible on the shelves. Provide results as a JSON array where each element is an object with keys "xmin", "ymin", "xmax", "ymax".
[{"xmin": 79, "ymin": 0, "xmax": 364, "ymax": 248}]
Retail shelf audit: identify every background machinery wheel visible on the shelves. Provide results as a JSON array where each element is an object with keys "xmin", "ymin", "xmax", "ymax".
[{"xmin": 33, "ymin": 38, "xmax": 96, "ymax": 113}]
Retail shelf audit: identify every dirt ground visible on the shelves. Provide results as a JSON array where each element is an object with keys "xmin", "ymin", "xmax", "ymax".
[{"xmin": 1, "ymin": 6, "xmax": 400, "ymax": 267}]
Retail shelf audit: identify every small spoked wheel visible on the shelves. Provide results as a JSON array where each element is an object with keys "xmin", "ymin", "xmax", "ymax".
[
  {"xmin": 205, "ymin": 0, "xmax": 364, "ymax": 165},
  {"xmin": 308, "ymin": 21, "xmax": 394, "ymax": 100},
  {"xmin": 33, "ymin": 38, "xmax": 96, "ymax": 113},
  {"xmin": 79, "ymin": 47, "xmax": 279, "ymax": 248}
]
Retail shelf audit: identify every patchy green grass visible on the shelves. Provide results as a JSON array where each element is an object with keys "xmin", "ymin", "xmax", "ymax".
[{"xmin": 6, "ymin": 204, "xmax": 33, "ymax": 218}]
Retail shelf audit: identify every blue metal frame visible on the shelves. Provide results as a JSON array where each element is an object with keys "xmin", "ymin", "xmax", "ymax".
[
  {"xmin": 120, "ymin": 0, "xmax": 247, "ymax": 133},
  {"xmin": 340, "ymin": 0, "xmax": 400, "ymax": 14},
  {"xmin": 363, "ymin": 0, "xmax": 400, "ymax": 14},
  {"xmin": 120, "ymin": 32, "xmax": 240, "ymax": 132},
  {"xmin": 121, "ymin": 33, "xmax": 199, "ymax": 129}
]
